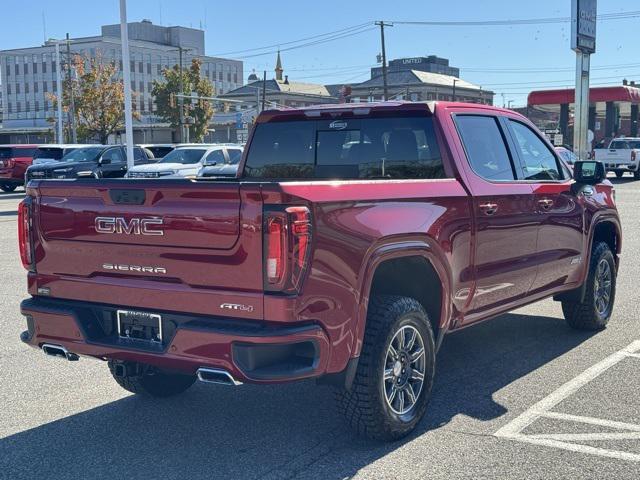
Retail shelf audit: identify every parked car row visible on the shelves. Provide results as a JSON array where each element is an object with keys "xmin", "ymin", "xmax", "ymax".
[{"xmin": 0, "ymin": 142, "xmax": 244, "ymax": 192}]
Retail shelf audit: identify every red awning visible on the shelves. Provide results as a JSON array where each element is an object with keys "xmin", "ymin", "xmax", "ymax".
[{"xmin": 528, "ymin": 86, "xmax": 640, "ymax": 106}]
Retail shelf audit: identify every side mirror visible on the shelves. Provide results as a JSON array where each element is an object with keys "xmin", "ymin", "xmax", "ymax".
[
  {"xmin": 573, "ymin": 161, "xmax": 605, "ymax": 185},
  {"xmin": 204, "ymin": 159, "xmax": 217, "ymax": 167},
  {"xmin": 100, "ymin": 157, "xmax": 111, "ymax": 165}
]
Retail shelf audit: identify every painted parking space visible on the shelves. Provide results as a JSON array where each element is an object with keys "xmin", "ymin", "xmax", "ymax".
[{"xmin": 495, "ymin": 340, "xmax": 640, "ymax": 463}]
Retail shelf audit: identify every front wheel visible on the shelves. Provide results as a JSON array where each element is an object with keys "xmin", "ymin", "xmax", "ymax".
[
  {"xmin": 108, "ymin": 360, "xmax": 196, "ymax": 397},
  {"xmin": 634, "ymin": 170, "xmax": 640, "ymax": 180},
  {"xmin": 562, "ymin": 241, "xmax": 616, "ymax": 330},
  {"xmin": 0, "ymin": 185, "xmax": 17, "ymax": 193},
  {"xmin": 335, "ymin": 295, "xmax": 435, "ymax": 441}
]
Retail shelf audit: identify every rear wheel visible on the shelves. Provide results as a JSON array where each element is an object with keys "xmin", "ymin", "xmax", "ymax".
[
  {"xmin": 108, "ymin": 360, "xmax": 196, "ymax": 398},
  {"xmin": 562, "ymin": 241, "xmax": 616, "ymax": 330},
  {"xmin": 335, "ymin": 295, "xmax": 435, "ymax": 441},
  {"xmin": 634, "ymin": 170, "xmax": 640, "ymax": 180},
  {"xmin": 0, "ymin": 185, "xmax": 17, "ymax": 193}
]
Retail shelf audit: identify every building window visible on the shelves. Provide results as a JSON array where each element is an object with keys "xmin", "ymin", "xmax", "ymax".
[
  {"xmin": 218, "ymin": 71, "xmax": 222, "ymax": 81},
  {"xmin": 52, "ymin": 60, "xmax": 56, "ymax": 73},
  {"xmin": 148, "ymin": 82, "xmax": 152, "ymax": 92},
  {"xmin": 138, "ymin": 61, "xmax": 143, "ymax": 73},
  {"xmin": 35, "ymin": 100, "xmax": 39, "ymax": 112},
  {"xmin": 147, "ymin": 62, "xmax": 151, "ymax": 74},
  {"xmin": 130, "ymin": 60, "xmax": 135, "ymax": 72},
  {"xmin": 7, "ymin": 102, "xmax": 11, "ymax": 113},
  {"xmin": 131, "ymin": 81, "xmax": 135, "ymax": 92},
  {"xmin": 148, "ymin": 98, "xmax": 153, "ymax": 112},
  {"xmin": 16, "ymin": 83, "xmax": 20, "ymax": 94},
  {"xmin": 42, "ymin": 60, "xmax": 47, "ymax": 73},
  {"xmin": 25, "ymin": 100, "xmax": 30, "ymax": 114},
  {"xmin": 25, "ymin": 83, "xmax": 29, "ymax": 94},
  {"xmin": 43, "ymin": 81, "xmax": 47, "ymax": 93},
  {"xmin": 34, "ymin": 82, "xmax": 38, "ymax": 93},
  {"xmin": 139, "ymin": 81, "xmax": 144, "ymax": 92},
  {"xmin": 233, "ymin": 73, "xmax": 238, "ymax": 83},
  {"xmin": 7, "ymin": 83, "xmax": 10, "ymax": 94},
  {"xmin": 15, "ymin": 64, "xmax": 19, "ymax": 75},
  {"xmin": 33, "ymin": 62, "xmax": 37, "ymax": 74},
  {"xmin": 23, "ymin": 63, "xmax": 28, "ymax": 75},
  {"xmin": 52, "ymin": 80, "xmax": 57, "ymax": 91}
]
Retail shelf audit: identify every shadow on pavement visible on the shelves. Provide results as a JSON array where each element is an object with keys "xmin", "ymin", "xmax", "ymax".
[
  {"xmin": 0, "ymin": 210, "xmax": 17, "ymax": 217},
  {"xmin": 0, "ymin": 312, "xmax": 595, "ymax": 480},
  {"xmin": 0, "ymin": 192, "xmax": 26, "ymax": 201}
]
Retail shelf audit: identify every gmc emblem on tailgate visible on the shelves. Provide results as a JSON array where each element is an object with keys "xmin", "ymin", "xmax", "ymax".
[{"xmin": 95, "ymin": 217, "xmax": 164, "ymax": 236}]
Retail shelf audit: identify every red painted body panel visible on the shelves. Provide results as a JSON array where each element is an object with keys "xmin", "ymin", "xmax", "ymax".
[
  {"xmin": 20, "ymin": 102, "xmax": 621, "ymax": 382},
  {"xmin": 0, "ymin": 144, "xmax": 37, "ymax": 185}
]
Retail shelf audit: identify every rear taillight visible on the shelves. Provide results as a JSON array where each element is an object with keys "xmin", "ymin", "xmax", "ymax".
[
  {"xmin": 4, "ymin": 159, "xmax": 16, "ymax": 169},
  {"xmin": 264, "ymin": 206, "xmax": 312, "ymax": 293},
  {"xmin": 18, "ymin": 198, "xmax": 35, "ymax": 271}
]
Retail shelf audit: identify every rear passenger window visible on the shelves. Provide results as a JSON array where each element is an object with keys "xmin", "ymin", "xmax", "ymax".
[
  {"xmin": 455, "ymin": 115, "xmax": 515, "ymax": 181},
  {"xmin": 227, "ymin": 149, "xmax": 242, "ymax": 164},
  {"xmin": 508, "ymin": 120, "xmax": 562, "ymax": 181}
]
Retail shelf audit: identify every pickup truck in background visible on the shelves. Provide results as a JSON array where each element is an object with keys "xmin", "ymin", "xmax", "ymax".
[
  {"xmin": 18, "ymin": 102, "xmax": 621, "ymax": 441},
  {"xmin": 593, "ymin": 137, "xmax": 640, "ymax": 179}
]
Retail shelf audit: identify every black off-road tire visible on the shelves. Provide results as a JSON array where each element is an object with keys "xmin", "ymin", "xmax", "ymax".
[
  {"xmin": 562, "ymin": 241, "xmax": 616, "ymax": 330},
  {"xmin": 634, "ymin": 170, "xmax": 640, "ymax": 180},
  {"xmin": 335, "ymin": 295, "xmax": 436, "ymax": 441},
  {"xmin": 0, "ymin": 185, "xmax": 17, "ymax": 193},
  {"xmin": 615, "ymin": 171, "xmax": 624, "ymax": 178},
  {"xmin": 108, "ymin": 360, "xmax": 196, "ymax": 398}
]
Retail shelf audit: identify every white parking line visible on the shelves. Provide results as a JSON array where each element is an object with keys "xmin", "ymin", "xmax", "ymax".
[{"xmin": 495, "ymin": 340, "xmax": 640, "ymax": 463}]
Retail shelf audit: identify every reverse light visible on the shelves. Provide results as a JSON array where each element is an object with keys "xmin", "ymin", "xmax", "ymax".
[
  {"xmin": 18, "ymin": 198, "xmax": 35, "ymax": 271},
  {"xmin": 264, "ymin": 206, "xmax": 312, "ymax": 293}
]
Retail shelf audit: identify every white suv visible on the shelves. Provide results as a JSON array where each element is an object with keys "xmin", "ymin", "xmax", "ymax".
[{"xmin": 126, "ymin": 144, "xmax": 241, "ymax": 179}]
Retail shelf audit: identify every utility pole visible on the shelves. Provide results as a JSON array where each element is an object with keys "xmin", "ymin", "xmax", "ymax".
[
  {"xmin": 119, "ymin": 0, "xmax": 134, "ymax": 168},
  {"xmin": 65, "ymin": 33, "xmax": 77, "ymax": 143},
  {"xmin": 54, "ymin": 41, "xmax": 63, "ymax": 143},
  {"xmin": 178, "ymin": 46, "xmax": 185, "ymax": 142},
  {"xmin": 375, "ymin": 21, "xmax": 392, "ymax": 101},
  {"xmin": 452, "ymin": 79, "xmax": 457, "ymax": 102},
  {"xmin": 261, "ymin": 70, "xmax": 267, "ymax": 113}
]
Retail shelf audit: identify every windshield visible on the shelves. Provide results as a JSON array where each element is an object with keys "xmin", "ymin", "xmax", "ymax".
[
  {"xmin": 33, "ymin": 147, "xmax": 65, "ymax": 160},
  {"xmin": 158, "ymin": 148, "xmax": 206, "ymax": 164},
  {"xmin": 60, "ymin": 147, "xmax": 104, "ymax": 163}
]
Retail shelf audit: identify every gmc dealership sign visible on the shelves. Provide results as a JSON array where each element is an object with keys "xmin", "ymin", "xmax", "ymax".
[{"xmin": 571, "ymin": 0, "xmax": 597, "ymax": 54}]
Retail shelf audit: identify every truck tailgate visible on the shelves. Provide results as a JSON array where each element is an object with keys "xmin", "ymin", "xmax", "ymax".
[{"xmin": 29, "ymin": 180, "xmax": 265, "ymax": 319}]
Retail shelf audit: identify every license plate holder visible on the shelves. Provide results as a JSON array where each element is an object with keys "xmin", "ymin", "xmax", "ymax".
[{"xmin": 117, "ymin": 310, "xmax": 163, "ymax": 343}]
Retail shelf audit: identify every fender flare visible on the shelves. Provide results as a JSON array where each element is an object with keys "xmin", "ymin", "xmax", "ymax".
[{"xmin": 350, "ymin": 236, "xmax": 454, "ymax": 359}]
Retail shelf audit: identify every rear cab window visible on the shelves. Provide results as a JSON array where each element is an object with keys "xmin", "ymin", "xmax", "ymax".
[
  {"xmin": 33, "ymin": 148, "xmax": 65, "ymax": 160},
  {"xmin": 243, "ymin": 116, "xmax": 445, "ymax": 180}
]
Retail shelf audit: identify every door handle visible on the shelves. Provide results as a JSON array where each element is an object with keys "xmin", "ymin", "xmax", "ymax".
[
  {"xmin": 479, "ymin": 202, "xmax": 498, "ymax": 216},
  {"xmin": 538, "ymin": 198, "xmax": 554, "ymax": 210}
]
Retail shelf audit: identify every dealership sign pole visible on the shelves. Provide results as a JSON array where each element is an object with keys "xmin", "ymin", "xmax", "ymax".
[
  {"xmin": 119, "ymin": 0, "xmax": 135, "ymax": 169},
  {"xmin": 571, "ymin": 0, "xmax": 596, "ymax": 161}
]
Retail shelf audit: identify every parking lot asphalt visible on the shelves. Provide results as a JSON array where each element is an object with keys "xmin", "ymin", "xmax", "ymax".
[{"xmin": 0, "ymin": 179, "xmax": 639, "ymax": 479}]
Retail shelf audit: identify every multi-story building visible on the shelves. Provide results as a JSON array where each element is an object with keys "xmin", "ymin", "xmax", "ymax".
[
  {"xmin": 0, "ymin": 20, "xmax": 242, "ymax": 143},
  {"xmin": 340, "ymin": 56, "xmax": 492, "ymax": 105}
]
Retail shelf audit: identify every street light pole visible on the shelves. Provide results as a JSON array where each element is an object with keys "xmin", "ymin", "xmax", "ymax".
[
  {"xmin": 375, "ymin": 21, "xmax": 393, "ymax": 101},
  {"xmin": 119, "ymin": 0, "xmax": 134, "ymax": 168},
  {"xmin": 54, "ymin": 41, "xmax": 63, "ymax": 143}
]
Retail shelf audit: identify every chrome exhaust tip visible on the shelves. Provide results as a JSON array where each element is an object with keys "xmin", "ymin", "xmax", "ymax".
[
  {"xmin": 41, "ymin": 343, "xmax": 79, "ymax": 361},
  {"xmin": 196, "ymin": 367, "xmax": 242, "ymax": 386}
]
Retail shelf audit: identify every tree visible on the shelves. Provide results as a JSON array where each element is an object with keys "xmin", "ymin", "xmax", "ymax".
[
  {"xmin": 152, "ymin": 58, "xmax": 215, "ymax": 142},
  {"xmin": 48, "ymin": 54, "xmax": 138, "ymax": 144}
]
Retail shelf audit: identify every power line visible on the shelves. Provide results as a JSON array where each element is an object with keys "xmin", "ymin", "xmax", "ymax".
[{"xmin": 391, "ymin": 10, "xmax": 640, "ymax": 26}]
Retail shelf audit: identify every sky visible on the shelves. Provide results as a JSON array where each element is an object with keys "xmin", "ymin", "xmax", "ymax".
[{"xmin": 1, "ymin": 0, "xmax": 638, "ymax": 106}]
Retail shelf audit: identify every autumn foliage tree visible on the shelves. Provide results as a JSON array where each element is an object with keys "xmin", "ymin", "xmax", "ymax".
[
  {"xmin": 152, "ymin": 58, "xmax": 215, "ymax": 142},
  {"xmin": 48, "ymin": 54, "xmax": 139, "ymax": 144}
]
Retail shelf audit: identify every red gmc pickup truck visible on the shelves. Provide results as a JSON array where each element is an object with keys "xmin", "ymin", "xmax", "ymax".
[
  {"xmin": 19, "ymin": 102, "xmax": 621, "ymax": 440},
  {"xmin": 0, "ymin": 144, "xmax": 37, "ymax": 192}
]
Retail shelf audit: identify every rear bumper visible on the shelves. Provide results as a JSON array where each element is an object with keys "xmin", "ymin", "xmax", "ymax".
[
  {"xmin": 20, "ymin": 297, "xmax": 331, "ymax": 383},
  {"xmin": 606, "ymin": 163, "xmax": 638, "ymax": 171}
]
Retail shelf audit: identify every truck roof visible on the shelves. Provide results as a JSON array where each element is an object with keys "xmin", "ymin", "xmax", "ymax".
[{"xmin": 256, "ymin": 101, "xmax": 514, "ymax": 123}]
